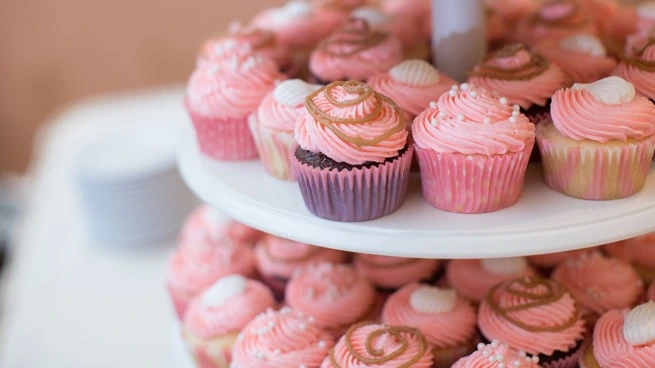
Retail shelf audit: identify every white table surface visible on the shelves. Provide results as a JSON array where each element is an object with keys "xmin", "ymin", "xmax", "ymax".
[{"xmin": 0, "ymin": 86, "xmax": 190, "ymax": 368}]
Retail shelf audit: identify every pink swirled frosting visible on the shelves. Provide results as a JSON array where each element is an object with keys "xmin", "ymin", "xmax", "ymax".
[
  {"xmin": 286, "ymin": 263, "xmax": 376, "ymax": 334},
  {"xmin": 179, "ymin": 204, "xmax": 261, "ymax": 245},
  {"xmin": 382, "ymin": 283, "xmax": 477, "ymax": 349},
  {"xmin": 468, "ymin": 44, "xmax": 570, "ymax": 109},
  {"xmin": 514, "ymin": 0, "xmax": 598, "ymax": 45},
  {"xmin": 231, "ymin": 307, "xmax": 335, "ymax": 368},
  {"xmin": 256, "ymin": 79, "xmax": 320, "ymax": 132},
  {"xmin": 592, "ymin": 307, "xmax": 655, "ymax": 367},
  {"xmin": 452, "ymin": 340, "xmax": 542, "ymax": 368},
  {"xmin": 353, "ymin": 254, "xmax": 439, "ymax": 290},
  {"xmin": 478, "ymin": 277, "xmax": 586, "ymax": 356},
  {"xmin": 321, "ymin": 322, "xmax": 433, "ymax": 368},
  {"xmin": 350, "ymin": 7, "xmax": 426, "ymax": 52},
  {"xmin": 615, "ymin": 35, "xmax": 655, "ymax": 101},
  {"xmin": 309, "ymin": 19, "xmax": 404, "ymax": 82},
  {"xmin": 295, "ymin": 80, "xmax": 408, "ymax": 165},
  {"xmin": 184, "ymin": 276, "xmax": 276, "ymax": 339},
  {"xmin": 552, "ymin": 251, "xmax": 643, "ymax": 316},
  {"xmin": 186, "ymin": 54, "xmax": 286, "ymax": 119},
  {"xmin": 550, "ymin": 76, "xmax": 655, "ymax": 142},
  {"xmin": 367, "ymin": 60, "xmax": 456, "ymax": 118},
  {"xmin": 605, "ymin": 232, "xmax": 655, "ymax": 269},
  {"xmin": 526, "ymin": 248, "xmax": 594, "ymax": 268},
  {"xmin": 412, "ymin": 83, "xmax": 535, "ymax": 155}
]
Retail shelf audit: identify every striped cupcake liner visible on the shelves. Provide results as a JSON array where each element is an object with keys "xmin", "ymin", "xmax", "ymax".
[{"xmin": 248, "ymin": 114, "xmax": 297, "ymax": 181}]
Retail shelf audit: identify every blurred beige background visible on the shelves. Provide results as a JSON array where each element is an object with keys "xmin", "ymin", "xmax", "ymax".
[{"xmin": 0, "ymin": 0, "xmax": 284, "ymax": 174}]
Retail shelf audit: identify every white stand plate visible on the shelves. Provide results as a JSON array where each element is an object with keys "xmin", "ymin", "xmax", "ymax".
[{"xmin": 178, "ymin": 136, "xmax": 655, "ymax": 259}]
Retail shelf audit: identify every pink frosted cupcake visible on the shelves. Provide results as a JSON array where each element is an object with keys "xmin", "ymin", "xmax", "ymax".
[
  {"xmin": 321, "ymin": 321, "xmax": 433, "ymax": 368},
  {"xmin": 537, "ymin": 76, "xmax": 655, "ymax": 200},
  {"xmin": 468, "ymin": 43, "xmax": 570, "ymax": 113},
  {"xmin": 452, "ymin": 340, "xmax": 542, "ymax": 368},
  {"xmin": 308, "ymin": 18, "xmax": 404, "ymax": 83},
  {"xmin": 185, "ymin": 54, "xmax": 286, "ymax": 160},
  {"xmin": 285, "ymin": 262, "xmax": 377, "ymax": 336},
  {"xmin": 615, "ymin": 34, "xmax": 655, "ymax": 101},
  {"xmin": 533, "ymin": 33, "xmax": 617, "ymax": 83},
  {"xmin": 552, "ymin": 251, "xmax": 644, "ymax": 324},
  {"xmin": 605, "ymin": 233, "xmax": 655, "ymax": 283},
  {"xmin": 292, "ymin": 80, "xmax": 411, "ymax": 222},
  {"xmin": 478, "ymin": 277, "xmax": 587, "ymax": 368},
  {"xmin": 514, "ymin": 0, "xmax": 599, "ymax": 45},
  {"xmin": 527, "ymin": 248, "xmax": 595, "ymax": 271},
  {"xmin": 232, "ymin": 307, "xmax": 335, "ymax": 368},
  {"xmin": 382, "ymin": 283, "xmax": 478, "ymax": 366},
  {"xmin": 582, "ymin": 303, "xmax": 655, "ymax": 367},
  {"xmin": 248, "ymin": 79, "xmax": 320, "ymax": 180},
  {"xmin": 367, "ymin": 59, "xmax": 456, "ymax": 124},
  {"xmin": 254, "ymin": 234, "xmax": 347, "ymax": 298},
  {"xmin": 412, "ymin": 83, "xmax": 536, "ymax": 214},
  {"xmin": 167, "ymin": 237, "xmax": 256, "ymax": 320},
  {"xmin": 446, "ymin": 257, "xmax": 537, "ymax": 303},
  {"xmin": 354, "ymin": 254, "xmax": 440, "ymax": 291},
  {"xmin": 182, "ymin": 275, "xmax": 276, "ymax": 368},
  {"xmin": 179, "ymin": 204, "xmax": 262, "ymax": 245}
]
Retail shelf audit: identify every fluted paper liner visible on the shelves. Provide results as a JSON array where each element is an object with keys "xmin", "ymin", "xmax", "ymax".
[
  {"xmin": 184, "ymin": 330, "xmax": 239, "ymax": 368},
  {"xmin": 248, "ymin": 114, "xmax": 297, "ymax": 181}
]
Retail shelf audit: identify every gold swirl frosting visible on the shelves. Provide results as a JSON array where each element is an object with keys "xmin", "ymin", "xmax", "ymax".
[
  {"xmin": 469, "ymin": 43, "xmax": 551, "ymax": 81},
  {"xmin": 318, "ymin": 18, "xmax": 390, "ymax": 57}
]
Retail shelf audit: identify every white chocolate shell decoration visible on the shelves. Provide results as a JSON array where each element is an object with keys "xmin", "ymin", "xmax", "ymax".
[
  {"xmin": 572, "ymin": 76, "xmax": 636, "ymax": 105},
  {"xmin": 623, "ymin": 302, "xmax": 655, "ymax": 346},
  {"xmin": 409, "ymin": 285, "xmax": 457, "ymax": 314},
  {"xmin": 273, "ymin": 79, "xmax": 321, "ymax": 107},
  {"xmin": 560, "ymin": 34, "xmax": 607, "ymax": 57},
  {"xmin": 388, "ymin": 60, "xmax": 441, "ymax": 86},
  {"xmin": 637, "ymin": 2, "xmax": 655, "ymax": 20},
  {"xmin": 270, "ymin": 0, "xmax": 314, "ymax": 24},
  {"xmin": 350, "ymin": 6, "xmax": 391, "ymax": 26},
  {"xmin": 202, "ymin": 274, "xmax": 248, "ymax": 308},
  {"xmin": 481, "ymin": 257, "xmax": 528, "ymax": 275}
]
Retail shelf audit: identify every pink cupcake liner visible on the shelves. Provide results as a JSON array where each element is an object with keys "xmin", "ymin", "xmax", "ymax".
[
  {"xmin": 185, "ymin": 99, "xmax": 258, "ymax": 161},
  {"xmin": 414, "ymin": 144, "xmax": 533, "ymax": 214},
  {"xmin": 291, "ymin": 147, "xmax": 413, "ymax": 222},
  {"xmin": 537, "ymin": 133, "xmax": 655, "ymax": 200},
  {"xmin": 248, "ymin": 115, "xmax": 297, "ymax": 181}
]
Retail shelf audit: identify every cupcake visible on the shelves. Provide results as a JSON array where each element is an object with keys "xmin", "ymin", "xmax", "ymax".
[
  {"xmin": 179, "ymin": 204, "xmax": 261, "ymax": 245},
  {"xmin": 648, "ymin": 281, "xmax": 655, "ymax": 301},
  {"xmin": 514, "ymin": 0, "xmax": 599, "ymax": 46},
  {"xmin": 320, "ymin": 322, "xmax": 433, "ymax": 368},
  {"xmin": 583, "ymin": 303, "xmax": 655, "ymax": 367},
  {"xmin": 532, "ymin": 33, "xmax": 617, "ymax": 83},
  {"xmin": 468, "ymin": 43, "xmax": 570, "ymax": 116},
  {"xmin": 615, "ymin": 34, "xmax": 655, "ymax": 101},
  {"xmin": 478, "ymin": 277, "xmax": 587, "ymax": 368},
  {"xmin": 605, "ymin": 233, "xmax": 655, "ymax": 283},
  {"xmin": 285, "ymin": 262, "xmax": 377, "ymax": 336},
  {"xmin": 292, "ymin": 80, "xmax": 412, "ymax": 222},
  {"xmin": 551, "ymin": 251, "xmax": 644, "ymax": 324},
  {"xmin": 452, "ymin": 340, "xmax": 542, "ymax": 368},
  {"xmin": 412, "ymin": 83, "xmax": 536, "ymax": 214},
  {"xmin": 254, "ymin": 234, "xmax": 347, "ymax": 298},
  {"xmin": 231, "ymin": 307, "xmax": 335, "ymax": 368},
  {"xmin": 167, "ymin": 237, "xmax": 256, "ymax": 320},
  {"xmin": 182, "ymin": 275, "xmax": 276, "ymax": 368},
  {"xmin": 536, "ymin": 76, "xmax": 655, "ymax": 200},
  {"xmin": 526, "ymin": 248, "xmax": 595, "ymax": 271},
  {"xmin": 185, "ymin": 54, "xmax": 286, "ymax": 160},
  {"xmin": 308, "ymin": 18, "xmax": 404, "ymax": 84},
  {"xmin": 249, "ymin": 79, "xmax": 320, "ymax": 180},
  {"xmin": 382, "ymin": 283, "xmax": 478, "ymax": 366},
  {"xmin": 354, "ymin": 254, "xmax": 440, "ymax": 292},
  {"xmin": 446, "ymin": 257, "xmax": 537, "ymax": 303},
  {"xmin": 367, "ymin": 59, "xmax": 457, "ymax": 124}
]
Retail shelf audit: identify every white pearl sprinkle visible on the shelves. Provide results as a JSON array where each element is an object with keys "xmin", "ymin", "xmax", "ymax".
[
  {"xmin": 299, "ymin": 364, "xmax": 307, "ymax": 368},
  {"xmin": 457, "ymin": 114, "xmax": 465, "ymax": 121},
  {"xmin": 483, "ymin": 117, "xmax": 492, "ymax": 124},
  {"xmin": 512, "ymin": 110, "xmax": 520, "ymax": 117},
  {"xmin": 431, "ymin": 119, "xmax": 438, "ymax": 127},
  {"xmin": 498, "ymin": 363, "xmax": 506, "ymax": 368},
  {"xmin": 489, "ymin": 355, "xmax": 497, "ymax": 362},
  {"xmin": 268, "ymin": 321, "xmax": 276, "ymax": 328},
  {"xmin": 513, "ymin": 360, "xmax": 521, "ymax": 367},
  {"xmin": 518, "ymin": 350, "xmax": 526, "ymax": 357},
  {"xmin": 298, "ymin": 322, "xmax": 307, "ymax": 331},
  {"xmin": 460, "ymin": 83, "xmax": 470, "ymax": 90},
  {"xmin": 483, "ymin": 349, "xmax": 491, "ymax": 356},
  {"xmin": 274, "ymin": 349, "xmax": 281, "ymax": 356},
  {"xmin": 438, "ymin": 111, "xmax": 447, "ymax": 118},
  {"xmin": 429, "ymin": 101, "xmax": 438, "ymax": 109},
  {"xmin": 531, "ymin": 356, "xmax": 539, "ymax": 363},
  {"xmin": 513, "ymin": 104, "xmax": 520, "ymax": 111},
  {"xmin": 449, "ymin": 90, "xmax": 457, "ymax": 97},
  {"xmin": 496, "ymin": 354, "xmax": 504, "ymax": 361},
  {"xmin": 451, "ymin": 84, "xmax": 459, "ymax": 90},
  {"xmin": 281, "ymin": 307, "xmax": 291, "ymax": 315},
  {"xmin": 308, "ymin": 316, "xmax": 315, "ymax": 323},
  {"xmin": 477, "ymin": 343, "xmax": 485, "ymax": 351},
  {"xmin": 470, "ymin": 90, "xmax": 478, "ymax": 98},
  {"xmin": 318, "ymin": 341, "xmax": 326, "ymax": 348},
  {"xmin": 209, "ymin": 64, "xmax": 220, "ymax": 74},
  {"xmin": 499, "ymin": 97, "xmax": 508, "ymax": 105},
  {"xmin": 509, "ymin": 117, "xmax": 517, "ymax": 123}
]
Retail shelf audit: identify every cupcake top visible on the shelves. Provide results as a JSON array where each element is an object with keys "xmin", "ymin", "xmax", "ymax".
[
  {"xmin": 648, "ymin": 282, "xmax": 655, "ymax": 301},
  {"xmin": 367, "ymin": 60, "xmax": 456, "ymax": 119},
  {"xmin": 321, "ymin": 322, "xmax": 433, "ymax": 368},
  {"xmin": 412, "ymin": 83, "xmax": 535, "ymax": 155},
  {"xmin": 255, "ymin": 79, "xmax": 321, "ymax": 132},
  {"xmin": 179, "ymin": 204, "xmax": 261, "ymax": 245},
  {"xmin": 353, "ymin": 254, "xmax": 440, "ymax": 290},
  {"xmin": 615, "ymin": 34, "xmax": 655, "ymax": 101},
  {"xmin": 231, "ymin": 307, "xmax": 335, "ymax": 368},
  {"xmin": 515, "ymin": 0, "xmax": 598, "ymax": 45},
  {"xmin": 605, "ymin": 232, "xmax": 655, "ymax": 269},
  {"xmin": 468, "ymin": 43, "xmax": 570, "ymax": 109},
  {"xmin": 295, "ymin": 80, "xmax": 408, "ymax": 165},
  {"xmin": 167, "ymin": 237, "xmax": 256, "ymax": 297},
  {"xmin": 254, "ymin": 234, "xmax": 347, "ymax": 280},
  {"xmin": 451, "ymin": 340, "xmax": 542, "ymax": 368},
  {"xmin": 552, "ymin": 251, "xmax": 643, "ymax": 316},
  {"xmin": 183, "ymin": 275, "xmax": 276, "ymax": 339},
  {"xmin": 592, "ymin": 303, "xmax": 655, "ymax": 367},
  {"xmin": 526, "ymin": 248, "xmax": 593, "ymax": 268},
  {"xmin": 446, "ymin": 257, "xmax": 537, "ymax": 303},
  {"xmin": 308, "ymin": 18, "xmax": 404, "ymax": 82},
  {"xmin": 532, "ymin": 33, "xmax": 617, "ymax": 83},
  {"xmin": 186, "ymin": 54, "xmax": 285, "ymax": 119},
  {"xmin": 382, "ymin": 283, "xmax": 477, "ymax": 349},
  {"xmin": 478, "ymin": 276, "xmax": 586, "ymax": 356},
  {"xmin": 286, "ymin": 262, "xmax": 377, "ymax": 335},
  {"xmin": 549, "ymin": 76, "xmax": 655, "ymax": 142},
  {"xmin": 350, "ymin": 6, "xmax": 425, "ymax": 52}
]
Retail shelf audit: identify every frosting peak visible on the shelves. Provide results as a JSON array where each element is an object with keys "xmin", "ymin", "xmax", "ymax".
[
  {"xmin": 409, "ymin": 285, "xmax": 457, "ymax": 314},
  {"xmin": 571, "ymin": 76, "xmax": 636, "ymax": 105},
  {"xmin": 269, "ymin": 0, "xmax": 314, "ymax": 25},
  {"xmin": 559, "ymin": 33, "xmax": 606, "ymax": 56},
  {"xmin": 273, "ymin": 79, "xmax": 320, "ymax": 107},
  {"xmin": 624, "ymin": 302, "xmax": 655, "ymax": 346},
  {"xmin": 201, "ymin": 274, "xmax": 248, "ymax": 308}
]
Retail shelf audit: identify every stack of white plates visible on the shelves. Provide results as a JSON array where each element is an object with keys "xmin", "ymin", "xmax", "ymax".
[{"xmin": 75, "ymin": 123, "xmax": 195, "ymax": 246}]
